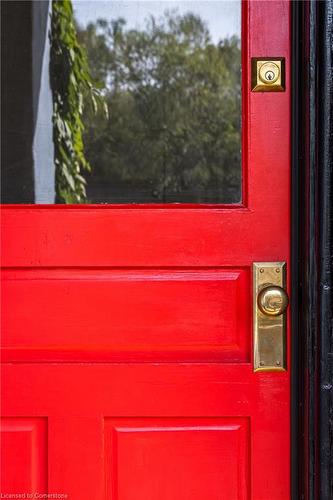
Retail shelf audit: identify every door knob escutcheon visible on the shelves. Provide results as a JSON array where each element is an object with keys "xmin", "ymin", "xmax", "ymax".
[{"xmin": 253, "ymin": 262, "xmax": 288, "ymax": 372}]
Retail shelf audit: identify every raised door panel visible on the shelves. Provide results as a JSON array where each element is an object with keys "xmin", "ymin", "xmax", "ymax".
[
  {"xmin": 1, "ymin": 418, "xmax": 47, "ymax": 495},
  {"xmin": 2, "ymin": 269, "xmax": 249, "ymax": 362},
  {"xmin": 105, "ymin": 418, "xmax": 250, "ymax": 500}
]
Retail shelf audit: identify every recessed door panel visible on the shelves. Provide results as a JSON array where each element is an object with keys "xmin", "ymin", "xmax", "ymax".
[
  {"xmin": 2, "ymin": 268, "xmax": 249, "ymax": 362},
  {"xmin": 105, "ymin": 418, "xmax": 249, "ymax": 500},
  {"xmin": 1, "ymin": 418, "xmax": 47, "ymax": 495}
]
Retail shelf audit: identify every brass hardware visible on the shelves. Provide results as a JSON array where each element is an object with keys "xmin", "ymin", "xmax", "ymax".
[
  {"xmin": 253, "ymin": 262, "xmax": 289, "ymax": 372},
  {"xmin": 258, "ymin": 286, "xmax": 289, "ymax": 316},
  {"xmin": 251, "ymin": 58, "xmax": 285, "ymax": 92}
]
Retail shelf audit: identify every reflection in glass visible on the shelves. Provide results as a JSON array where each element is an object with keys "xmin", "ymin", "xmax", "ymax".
[{"xmin": 1, "ymin": 1, "xmax": 241, "ymax": 204}]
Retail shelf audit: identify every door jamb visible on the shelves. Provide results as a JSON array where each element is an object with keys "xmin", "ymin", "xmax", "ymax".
[{"xmin": 292, "ymin": 1, "xmax": 333, "ymax": 498}]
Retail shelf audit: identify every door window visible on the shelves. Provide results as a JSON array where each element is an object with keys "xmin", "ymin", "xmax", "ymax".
[{"xmin": 1, "ymin": 1, "xmax": 241, "ymax": 204}]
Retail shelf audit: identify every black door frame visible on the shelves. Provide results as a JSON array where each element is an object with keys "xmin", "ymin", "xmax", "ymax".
[{"xmin": 292, "ymin": 1, "xmax": 333, "ymax": 498}]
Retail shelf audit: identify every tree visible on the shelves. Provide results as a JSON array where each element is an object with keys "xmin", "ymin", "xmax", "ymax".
[{"xmin": 77, "ymin": 10, "xmax": 241, "ymax": 203}]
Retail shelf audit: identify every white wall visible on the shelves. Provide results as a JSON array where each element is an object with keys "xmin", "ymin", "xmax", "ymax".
[{"xmin": 32, "ymin": 0, "xmax": 55, "ymax": 203}]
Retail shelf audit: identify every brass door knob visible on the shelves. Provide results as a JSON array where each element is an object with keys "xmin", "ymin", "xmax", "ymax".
[{"xmin": 257, "ymin": 285, "xmax": 289, "ymax": 316}]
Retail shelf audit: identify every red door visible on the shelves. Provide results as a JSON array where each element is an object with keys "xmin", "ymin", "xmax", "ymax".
[{"xmin": 1, "ymin": 1, "xmax": 291, "ymax": 498}]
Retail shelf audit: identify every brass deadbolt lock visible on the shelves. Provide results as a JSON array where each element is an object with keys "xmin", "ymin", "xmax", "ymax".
[{"xmin": 251, "ymin": 58, "xmax": 285, "ymax": 92}]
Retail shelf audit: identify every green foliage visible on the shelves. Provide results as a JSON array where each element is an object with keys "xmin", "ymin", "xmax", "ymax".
[
  {"xmin": 50, "ymin": 0, "xmax": 107, "ymax": 203},
  {"xmin": 78, "ymin": 11, "xmax": 241, "ymax": 203}
]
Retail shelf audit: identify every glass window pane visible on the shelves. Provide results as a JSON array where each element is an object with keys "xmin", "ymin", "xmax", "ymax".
[{"xmin": 1, "ymin": 0, "xmax": 241, "ymax": 204}]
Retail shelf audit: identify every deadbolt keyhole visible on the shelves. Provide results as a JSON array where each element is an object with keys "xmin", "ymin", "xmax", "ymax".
[{"xmin": 265, "ymin": 70, "xmax": 275, "ymax": 81}]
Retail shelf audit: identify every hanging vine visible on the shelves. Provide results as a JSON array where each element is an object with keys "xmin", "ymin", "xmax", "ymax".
[{"xmin": 49, "ymin": 0, "xmax": 107, "ymax": 203}]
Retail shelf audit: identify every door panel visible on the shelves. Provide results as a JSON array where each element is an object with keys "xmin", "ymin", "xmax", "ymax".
[
  {"xmin": 1, "ymin": 418, "xmax": 48, "ymax": 495},
  {"xmin": 1, "ymin": 1, "xmax": 291, "ymax": 499},
  {"xmin": 2, "ymin": 268, "xmax": 250, "ymax": 362},
  {"xmin": 104, "ymin": 418, "xmax": 250, "ymax": 500}
]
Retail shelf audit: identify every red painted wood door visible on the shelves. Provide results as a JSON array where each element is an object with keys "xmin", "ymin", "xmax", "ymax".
[{"xmin": 1, "ymin": 1, "xmax": 291, "ymax": 499}]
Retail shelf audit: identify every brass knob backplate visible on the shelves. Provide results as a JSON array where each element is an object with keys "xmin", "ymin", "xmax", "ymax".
[
  {"xmin": 253, "ymin": 263, "xmax": 288, "ymax": 372},
  {"xmin": 257, "ymin": 285, "xmax": 289, "ymax": 317}
]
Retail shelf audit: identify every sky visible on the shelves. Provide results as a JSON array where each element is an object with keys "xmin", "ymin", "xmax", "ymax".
[{"xmin": 72, "ymin": 1, "xmax": 241, "ymax": 43}]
